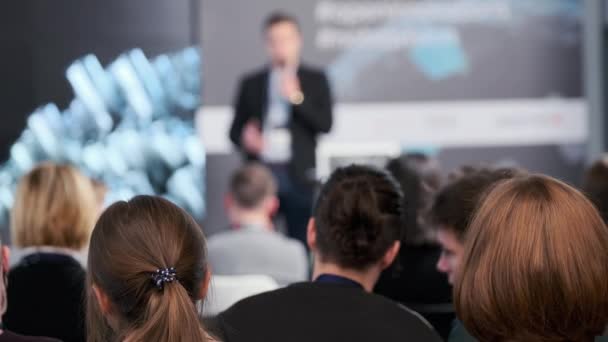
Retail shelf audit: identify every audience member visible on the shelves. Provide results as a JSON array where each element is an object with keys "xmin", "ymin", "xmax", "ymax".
[
  {"xmin": 5, "ymin": 163, "xmax": 98, "ymax": 342},
  {"xmin": 0, "ymin": 237, "xmax": 59, "ymax": 342},
  {"xmin": 86, "ymin": 195, "xmax": 216, "ymax": 342},
  {"xmin": 583, "ymin": 156, "xmax": 608, "ymax": 223},
  {"xmin": 207, "ymin": 163, "xmax": 308, "ymax": 285},
  {"xmin": 374, "ymin": 154, "xmax": 453, "ymax": 338},
  {"xmin": 455, "ymin": 175, "xmax": 608, "ymax": 342},
  {"xmin": 210, "ymin": 165, "xmax": 442, "ymax": 342},
  {"xmin": 90, "ymin": 178, "xmax": 108, "ymax": 216},
  {"xmin": 429, "ymin": 167, "xmax": 519, "ymax": 285}
]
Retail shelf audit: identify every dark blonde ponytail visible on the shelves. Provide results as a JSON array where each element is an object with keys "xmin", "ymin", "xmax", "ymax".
[
  {"xmin": 124, "ymin": 284, "xmax": 207, "ymax": 342},
  {"xmin": 86, "ymin": 196, "xmax": 211, "ymax": 342}
]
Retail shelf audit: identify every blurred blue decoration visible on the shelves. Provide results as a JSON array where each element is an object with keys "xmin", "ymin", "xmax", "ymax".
[{"xmin": 0, "ymin": 47, "xmax": 206, "ymax": 226}]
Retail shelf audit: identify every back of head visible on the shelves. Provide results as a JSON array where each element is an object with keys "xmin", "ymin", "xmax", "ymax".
[
  {"xmin": 11, "ymin": 162, "xmax": 97, "ymax": 250},
  {"xmin": 430, "ymin": 167, "xmax": 520, "ymax": 241},
  {"xmin": 583, "ymin": 157, "xmax": 608, "ymax": 223},
  {"xmin": 230, "ymin": 162, "xmax": 277, "ymax": 210},
  {"xmin": 394, "ymin": 153, "xmax": 442, "ymax": 191},
  {"xmin": 385, "ymin": 153, "xmax": 441, "ymax": 246},
  {"xmin": 87, "ymin": 196, "xmax": 210, "ymax": 342},
  {"xmin": 455, "ymin": 175, "xmax": 608, "ymax": 342},
  {"xmin": 314, "ymin": 164, "xmax": 403, "ymax": 270}
]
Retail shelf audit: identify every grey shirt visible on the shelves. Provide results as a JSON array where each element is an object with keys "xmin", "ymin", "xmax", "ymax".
[{"xmin": 207, "ymin": 225, "xmax": 309, "ymax": 286}]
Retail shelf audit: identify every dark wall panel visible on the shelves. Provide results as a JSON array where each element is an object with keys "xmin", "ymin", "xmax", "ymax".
[
  {"xmin": 0, "ymin": 2, "xmax": 33, "ymax": 162},
  {"xmin": 0, "ymin": 0, "xmax": 196, "ymax": 161}
]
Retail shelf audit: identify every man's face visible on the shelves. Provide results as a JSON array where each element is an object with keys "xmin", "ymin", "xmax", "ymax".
[
  {"xmin": 436, "ymin": 227, "xmax": 465, "ymax": 285},
  {"xmin": 266, "ymin": 21, "xmax": 302, "ymax": 67}
]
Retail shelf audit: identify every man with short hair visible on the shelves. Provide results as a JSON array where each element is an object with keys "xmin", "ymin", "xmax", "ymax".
[
  {"xmin": 229, "ymin": 12, "xmax": 333, "ymax": 245},
  {"xmin": 207, "ymin": 163, "xmax": 308, "ymax": 286},
  {"xmin": 430, "ymin": 167, "xmax": 520, "ymax": 285},
  {"xmin": 428, "ymin": 168, "xmax": 521, "ymax": 342}
]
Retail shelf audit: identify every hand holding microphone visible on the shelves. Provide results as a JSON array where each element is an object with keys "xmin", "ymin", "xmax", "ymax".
[{"xmin": 280, "ymin": 69, "xmax": 304, "ymax": 105}]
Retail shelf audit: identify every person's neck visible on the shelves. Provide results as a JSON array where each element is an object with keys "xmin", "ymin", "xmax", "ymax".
[
  {"xmin": 272, "ymin": 59, "xmax": 299, "ymax": 71},
  {"xmin": 312, "ymin": 260, "xmax": 381, "ymax": 293},
  {"xmin": 232, "ymin": 210, "xmax": 274, "ymax": 231}
]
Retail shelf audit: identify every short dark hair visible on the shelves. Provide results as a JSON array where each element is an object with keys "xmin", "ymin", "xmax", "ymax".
[
  {"xmin": 229, "ymin": 163, "xmax": 277, "ymax": 209},
  {"xmin": 314, "ymin": 164, "xmax": 403, "ymax": 270},
  {"xmin": 582, "ymin": 158, "xmax": 608, "ymax": 224},
  {"xmin": 385, "ymin": 154, "xmax": 442, "ymax": 246},
  {"xmin": 429, "ymin": 167, "xmax": 520, "ymax": 241},
  {"xmin": 263, "ymin": 11, "xmax": 300, "ymax": 31}
]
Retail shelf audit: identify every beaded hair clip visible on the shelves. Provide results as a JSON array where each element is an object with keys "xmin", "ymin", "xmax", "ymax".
[{"xmin": 151, "ymin": 267, "xmax": 177, "ymax": 290}]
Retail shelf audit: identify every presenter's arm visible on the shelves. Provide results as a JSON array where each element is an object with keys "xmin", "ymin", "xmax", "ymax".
[
  {"xmin": 229, "ymin": 79, "xmax": 249, "ymax": 149},
  {"xmin": 292, "ymin": 73, "xmax": 333, "ymax": 134}
]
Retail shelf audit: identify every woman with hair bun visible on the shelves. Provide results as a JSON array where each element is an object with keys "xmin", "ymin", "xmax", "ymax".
[{"xmin": 211, "ymin": 165, "xmax": 441, "ymax": 342}]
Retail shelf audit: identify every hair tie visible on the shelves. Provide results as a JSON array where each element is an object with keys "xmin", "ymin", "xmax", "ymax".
[{"xmin": 151, "ymin": 267, "xmax": 177, "ymax": 290}]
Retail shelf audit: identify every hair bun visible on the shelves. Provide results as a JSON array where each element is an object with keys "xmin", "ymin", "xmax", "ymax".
[{"xmin": 315, "ymin": 166, "xmax": 403, "ymax": 270}]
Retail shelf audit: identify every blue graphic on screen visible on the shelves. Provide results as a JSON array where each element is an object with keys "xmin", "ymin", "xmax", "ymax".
[
  {"xmin": 0, "ymin": 47, "xmax": 205, "ymax": 227},
  {"xmin": 327, "ymin": 0, "xmax": 581, "ymax": 99},
  {"xmin": 409, "ymin": 28, "xmax": 468, "ymax": 81}
]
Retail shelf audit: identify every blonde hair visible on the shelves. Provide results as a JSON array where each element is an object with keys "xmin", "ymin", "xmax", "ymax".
[
  {"xmin": 455, "ymin": 175, "xmax": 608, "ymax": 342},
  {"xmin": 11, "ymin": 163, "xmax": 98, "ymax": 250}
]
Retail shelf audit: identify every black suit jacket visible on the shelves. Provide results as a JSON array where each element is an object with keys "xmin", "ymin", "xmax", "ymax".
[
  {"xmin": 229, "ymin": 65, "xmax": 333, "ymax": 184},
  {"xmin": 375, "ymin": 245, "xmax": 455, "ymax": 339},
  {"xmin": 209, "ymin": 282, "xmax": 442, "ymax": 342}
]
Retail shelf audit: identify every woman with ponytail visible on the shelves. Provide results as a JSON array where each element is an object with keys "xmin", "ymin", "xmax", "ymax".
[{"xmin": 86, "ymin": 195, "xmax": 216, "ymax": 342}]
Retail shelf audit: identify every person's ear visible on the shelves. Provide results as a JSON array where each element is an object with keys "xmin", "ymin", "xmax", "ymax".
[
  {"xmin": 267, "ymin": 195, "xmax": 280, "ymax": 218},
  {"xmin": 92, "ymin": 285, "xmax": 112, "ymax": 316},
  {"xmin": 198, "ymin": 269, "xmax": 212, "ymax": 301},
  {"xmin": 306, "ymin": 218, "xmax": 317, "ymax": 251},
  {"xmin": 380, "ymin": 241, "xmax": 401, "ymax": 270},
  {"xmin": 224, "ymin": 194, "xmax": 234, "ymax": 213}
]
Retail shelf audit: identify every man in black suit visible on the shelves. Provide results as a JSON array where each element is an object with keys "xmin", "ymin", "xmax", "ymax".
[{"xmin": 229, "ymin": 12, "xmax": 333, "ymax": 245}]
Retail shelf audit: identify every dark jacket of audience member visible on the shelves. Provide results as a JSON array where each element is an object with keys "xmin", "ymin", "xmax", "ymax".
[
  {"xmin": 374, "ymin": 154, "xmax": 453, "ymax": 339},
  {"xmin": 0, "ymin": 331, "xmax": 59, "ymax": 342},
  {"xmin": 0, "ymin": 234, "xmax": 60, "ymax": 342},
  {"xmin": 4, "ymin": 163, "xmax": 98, "ymax": 342},
  {"xmin": 210, "ymin": 165, "xmax": 442, "ymax": 342},
  {"xmin": 455, "ymin": 175, "xmax": 608, "ymax": 342},
  {"xmin": 6, "ymin": 254, "xmax": 83, "ymax": 342}
]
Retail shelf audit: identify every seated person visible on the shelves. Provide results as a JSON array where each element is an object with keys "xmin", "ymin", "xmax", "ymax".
[
  {"xmin": 583, "ymin": 156, "xmax": 608, "ymax": 223},
  {"xmin": 5, "ymin": 163, "xmax": 98, "ymax": 342},
  {"xmin": 86, "ymin": 196, "xmax": 217, "ymax": 341},
  {"xmin": 0, "ymin": 237, "xmax": 59, "ymax": 342},
  {"xmin": 429, "ymin": 167, "xmax": 519, "ymax": 285},
  {"xmin": 210, "ymin": 165, "xmax": 442, "ymax": 342},
  {"xmin": 455, "ymin": 175, "xmax": 608, "ymax": 342},
  {"xmin": 374, "ymin": 154, "xmax": 453, "ymax": 339},
  {"xmin": 207, "ymin": 162, "xmax": 308, "ymax": 285}
]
